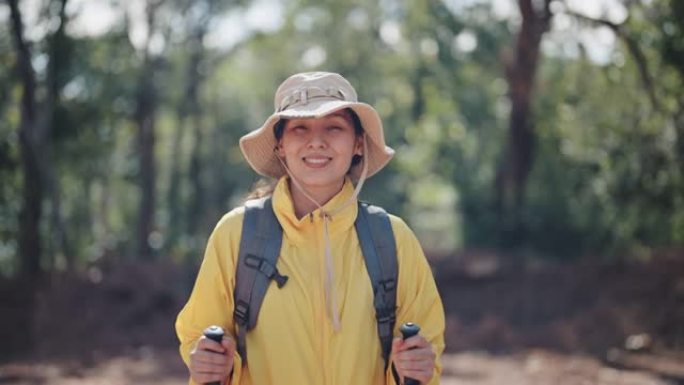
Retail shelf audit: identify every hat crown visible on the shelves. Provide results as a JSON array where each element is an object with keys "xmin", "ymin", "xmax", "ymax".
[{"xmin": 274, "ymin": 72, "xmax": 358, "ymax": 112}]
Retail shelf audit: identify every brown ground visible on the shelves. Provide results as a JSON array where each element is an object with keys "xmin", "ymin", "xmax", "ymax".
[
  {"xmin": 1, "ymin": 251, "xmax": 683, "ymax": 384},
  {"xmin": 0, "ymin": 348, "xmax": 677, "ymax": 384}
]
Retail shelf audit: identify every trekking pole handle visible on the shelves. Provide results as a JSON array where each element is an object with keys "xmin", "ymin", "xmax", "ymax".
[
  {"xmin": 400, "ymin": 322, "xmax": 421, "ymax": 385},
  {"xmin": 203, "ymin": 325, "xmax": 225, "ymax": 385}
]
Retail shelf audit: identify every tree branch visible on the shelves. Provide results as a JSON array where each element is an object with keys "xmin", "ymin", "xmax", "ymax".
[{"xmin": 565, "ymin": 9, "xmax": 660, "ymax": 111}]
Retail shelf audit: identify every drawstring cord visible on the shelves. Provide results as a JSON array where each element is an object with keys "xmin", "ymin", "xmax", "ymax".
[{"xmin": 275, "ymin": 135, "xmax": 369, "ymax": 331}]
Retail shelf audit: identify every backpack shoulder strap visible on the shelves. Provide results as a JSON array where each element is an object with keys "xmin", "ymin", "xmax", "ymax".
[
  {"xmin": 233, "ymin": 196, "xmax": 287, "ymax": 363},
  {"xmin": 354, "ymin": 201, "xmax": 398, "ymax": 370}
]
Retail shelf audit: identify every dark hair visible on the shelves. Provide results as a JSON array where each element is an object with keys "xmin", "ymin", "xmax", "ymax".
[{"xmin": 274, "ymin": 108, "xmax": 363, "ymax": 137}]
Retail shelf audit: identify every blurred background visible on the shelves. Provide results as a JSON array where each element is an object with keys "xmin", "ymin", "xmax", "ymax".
[{"xmin": 1, "ymin": 0, "xmax": 683, "ymax": 383}]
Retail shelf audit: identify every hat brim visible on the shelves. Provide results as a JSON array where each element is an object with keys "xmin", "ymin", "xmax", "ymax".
[{"xmin": 239, "ymin": 99, "xmax": 394, "ymax": 180}]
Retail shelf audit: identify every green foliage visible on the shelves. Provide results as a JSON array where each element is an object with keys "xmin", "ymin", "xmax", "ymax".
[{"xmin": 1, "ymin": 0, "xmax": 683, "ymax": 277}]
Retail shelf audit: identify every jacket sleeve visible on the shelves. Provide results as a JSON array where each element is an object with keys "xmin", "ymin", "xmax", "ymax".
[
  {"xmin": 386, "ymin": 216, "xmax": 446, "ymax": 385},
  {"xmin": 175, "ymin": 208, "xmax": 245, "ymax": 385}
]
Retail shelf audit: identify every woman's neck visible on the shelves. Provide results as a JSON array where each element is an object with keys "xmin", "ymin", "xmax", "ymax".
[{"xmin": 288, "ymin": 179, "xmax": 345, "ymax": 219}]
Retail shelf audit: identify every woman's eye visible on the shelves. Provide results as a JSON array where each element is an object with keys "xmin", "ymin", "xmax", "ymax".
[{"xmin": 328, "ymin": 125, "xmax": 343, "ymax": 132}]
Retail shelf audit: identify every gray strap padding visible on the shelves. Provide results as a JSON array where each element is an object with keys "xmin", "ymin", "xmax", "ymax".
[
  {"xmin": 233, "ymin": 197, "xmax": 284, "ymax": 363},
  {"xmin": 355, "ymin": 202, "xmax": 398, "ymax": 370}
]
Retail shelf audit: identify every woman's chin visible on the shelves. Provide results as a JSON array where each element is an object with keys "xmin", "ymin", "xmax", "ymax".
[{"xmin": 295, "ymin": 175, "xmax": 345, "ymax": 190}]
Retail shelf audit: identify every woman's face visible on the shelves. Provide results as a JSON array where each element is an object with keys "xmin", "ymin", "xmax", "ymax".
[{"xmin": 277, "ymin": 110, "xmax": 363, "ymax": 192}]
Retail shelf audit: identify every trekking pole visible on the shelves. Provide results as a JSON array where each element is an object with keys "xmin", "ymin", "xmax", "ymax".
[
  {"xmin": 203, "ymin": 325, "xmax": 225, "ymax": 385},
  {"xmin": 400, "ymin": 322, "xmax": 421, "ymax": 385}
]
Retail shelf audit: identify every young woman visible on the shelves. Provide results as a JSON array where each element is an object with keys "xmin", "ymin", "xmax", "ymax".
[{"xmin": 176, "ymin": 72, "xmax": 445, "ymax": 385}]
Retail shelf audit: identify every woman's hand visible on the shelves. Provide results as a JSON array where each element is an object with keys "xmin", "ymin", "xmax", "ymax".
[
  {"xmin": 189, "ymin": 335, "xmax": 236, "ymax": 385},
  {"xmin": 391, "ymin": 335, "xmax": 436, "ymax": 385}
]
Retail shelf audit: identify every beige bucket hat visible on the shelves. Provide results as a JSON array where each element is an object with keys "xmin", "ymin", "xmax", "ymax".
[{"xmin": 239, "ymin": 72, "xmax": 395, "ymax": 180}]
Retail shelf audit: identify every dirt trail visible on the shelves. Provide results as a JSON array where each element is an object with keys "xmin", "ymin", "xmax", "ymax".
[
  {"xmin": 1, "ymin": 255, "xmax": 682, "ymax": 384},
  {"xmin": 0, "ymin": 348, "xmax": 673, "ymax": 385}
]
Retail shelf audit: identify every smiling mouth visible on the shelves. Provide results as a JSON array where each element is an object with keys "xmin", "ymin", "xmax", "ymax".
[{"xmin": 303, "ymin": 157, "xmax": 332, "ymax": 167}]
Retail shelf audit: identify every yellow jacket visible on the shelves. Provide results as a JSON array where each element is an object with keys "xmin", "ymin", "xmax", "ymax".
[{"xmin": 176, "ymin": 177, "xmax": 445, "ymax": 385}]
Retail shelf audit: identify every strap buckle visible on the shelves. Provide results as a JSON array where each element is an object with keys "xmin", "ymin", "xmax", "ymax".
[
  {"xmin": 234, "ymin": 300, "xmax": 249, "ymax": 325},
  {"xmin": 375, "ymin": 305, "xmax": 396, "ymax": 325},
  {"xmin": 245, "ymin": 255, "xmax": 289, "ymax": 288},
  {"xmin": 379, "ymin": 279, "xmax": 396, "ymax": 292}
]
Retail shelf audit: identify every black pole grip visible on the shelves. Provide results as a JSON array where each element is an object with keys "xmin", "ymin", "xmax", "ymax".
[
  {"xmin": 400, "ymin": 322, "xmax": 421, "ymax": 385},
  {"xmin": 203, "ymin": 325, "xmax": 225, "ymax": 385}
]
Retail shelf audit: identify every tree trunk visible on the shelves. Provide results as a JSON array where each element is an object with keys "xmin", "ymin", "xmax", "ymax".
[
  {"xmin": 166, "ymin": 114, "xmax": 186, "ymax": 251},
  {"xmin": 9, "ymin": 0, "xmax": 43, "ymax": 278},
  {"xmin": 45, "ymin": 0, "xmax": 72, "ymax": 269},
  {"xmin": 168, "ymin": 29, "xmax": 205, "ymax": 250},
  {"xmin": 134, "ymin": 1, "xmax": 162, "ymax": 260},
  {"xmin": 7, "ymin": 0, "xmax": 42, "ymax": 356},
  {"xmin": 187, "ymin": 109, "xmax": 205, "ymax": 236},
  {"xmin": 135, "ymin": 63, "xmax": 157, "ymax": 259},
  {"xmin": 495, "ymin": 0, "xmax": 552, "ymax": 244},
  {"xmin": 663, "ymin": 1, "xmax": 684, "ymax": 204},
  {"xmin": 185, "ymin": 30, "xmax": 207, "ymax": 237}
]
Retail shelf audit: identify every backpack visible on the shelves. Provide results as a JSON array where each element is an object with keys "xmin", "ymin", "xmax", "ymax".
[{"xmin": 233, "ymin": 196, "xmax": 398, "ymax": 369}]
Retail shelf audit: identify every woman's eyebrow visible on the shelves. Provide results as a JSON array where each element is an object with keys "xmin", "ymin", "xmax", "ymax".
[
  {"xmin": 326, "ymin": 113, "xmax": 353, "ymax": 124},
  {"xmin": 287, "ymin": 119, "xmax": 308, "ymax": 126}
]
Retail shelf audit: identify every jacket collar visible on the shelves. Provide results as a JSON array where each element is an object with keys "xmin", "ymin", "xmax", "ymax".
[{"xmin": 271, "ymin": 176, "xmax": 358, "ymax": 245}]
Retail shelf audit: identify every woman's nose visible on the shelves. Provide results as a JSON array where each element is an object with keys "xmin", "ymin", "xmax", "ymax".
[{"xmin": 307, "ymin": 130, "xmax": 328, "ymax": 148}]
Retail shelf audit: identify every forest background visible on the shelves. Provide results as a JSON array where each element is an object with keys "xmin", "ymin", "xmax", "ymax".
[{"xmin": 1, "ymin": 0, "xmax": 683, "ymax": 383}]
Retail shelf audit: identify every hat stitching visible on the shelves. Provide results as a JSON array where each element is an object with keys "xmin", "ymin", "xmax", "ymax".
[{"xmin": 278, "ymin": 87, "xmax": 347, "ymax": 112}]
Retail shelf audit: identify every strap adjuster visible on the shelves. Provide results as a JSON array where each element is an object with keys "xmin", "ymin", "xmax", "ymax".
[
  {"xmin": 375, "ymin": 306, "xmax": 396, "ymax": 324},
  {"xmin": 379, "ymin": 279, "xmax": 396, "ymax": 292},
  {"xmin": 245, "ymin": 255, "xmax": 289, "ymax": 288},
  {"xmin": 234, "ymin": 300, "xmax": 249, "ymax": 325}
]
